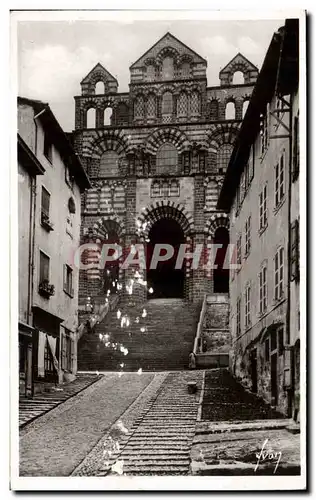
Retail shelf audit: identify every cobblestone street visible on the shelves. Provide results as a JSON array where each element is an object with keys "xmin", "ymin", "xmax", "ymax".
[
  {"xmin": 19, "ymin": 369, "xmax": 300, "ymax": 477},
  {"xmin": 19, "ymin": 372, "xmax": 154, "ymax": 476}
]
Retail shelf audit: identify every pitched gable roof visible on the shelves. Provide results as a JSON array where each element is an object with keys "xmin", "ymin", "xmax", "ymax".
[
  {"xmin": 220, "ymin": 52, "xmax": 258, "ymax": 74},
  {"xmin": 81, "ymin": 63, "xmax": 118, "ymax": 84},
  {"xmin": 130, "ymin": 32, "xmax": 207, "ymax": 69}
]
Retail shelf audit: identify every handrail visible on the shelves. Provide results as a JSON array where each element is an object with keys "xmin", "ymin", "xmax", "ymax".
[{"xmin": 193, "ymin": 293, "xmax": 207, "ymax": 355}]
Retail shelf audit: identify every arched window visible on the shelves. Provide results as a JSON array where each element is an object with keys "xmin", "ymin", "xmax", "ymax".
[
  {"xmin": 225, "ymin": 101, "xmax": 236, "ymax": 120},
  {"xmin": 134, "ymin": 95, "xmax": 145, "ymax": 119},
  {"xmin": 156, "ymin": 143, "xmax": 178, "ymax": 175},
  {"xmin": 181, "ymin": 62, "xmax": 191, "ymax": 78},
  {"xmin": 147, "ymin": 94, "xmax": 156, "ymax": 118},
  {"xmin": 177, "ymin": 92, "xmax": 188, "ymax": 117},
  {"xmin": 95, "ymin": 81, "xmax": 105, "ymax": 94},
  {"xmin": 190, "ymin": 91, "xmax": 200, "ymax": 116},
  {"xmin": 232, "ymin": 71, "xmax": 244, "ymax": 85},
  {"xmin": 146, "ymin": 64, "xmax": 155, "ymax": 81},
  {"xmin": 217, "ymin": 143, "xmax": 233, "ymax": 174},
  {"xmin": 86, "ymin": 108, "xmax": 96, "ymax": 128},
  {"xmin": 242, "ymin": 100, "xmax": 249, "ymax": 118},
  {"xmin": 162, "ymin": 57, "xmax": 174, "ymax": 80},
  {"xmin": 210, "ymin": 100, "xmax": 219, "ymax": 120},
  {"xmin": 162, "ymin": 91, "xmax": 173, "ymax": 115},
  {"xmin": 100, "ymin": 150, "xmax": 119, "ymax": 177},
  {"xmin": 104, "ymin": 107, "xmax": 113, "ymax": 126}
]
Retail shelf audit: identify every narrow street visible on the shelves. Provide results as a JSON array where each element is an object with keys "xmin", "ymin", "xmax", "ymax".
[{"xmin": 19, "ymin": 369, "xmax": 300, "ymax": 477}]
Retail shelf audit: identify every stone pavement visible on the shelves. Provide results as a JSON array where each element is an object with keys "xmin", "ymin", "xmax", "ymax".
[
  {"xmin": 19, "ymin": 372, "xmax": 154, "ymax": 476},
  {"xmin": 19, "ymin": 373, "xmax": 101, "ymax": 428},
  {"xmin": 19, "ymin": 368, "xmax": 301, "ymax": 478},
  {"xmin": 191, "ymin": 420, "xmax": 301, "ymax": 475},
  {"xmin": 190, "ymin": 369, "xmax": 301, "ymax": 476}
]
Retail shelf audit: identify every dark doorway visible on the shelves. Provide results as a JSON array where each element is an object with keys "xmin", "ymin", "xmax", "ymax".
[
  {"xmin": 250, "ymin": 348, "xmax": 258, "ymax": 393},
  {"xmin": 213, "ymin": 227, "xmax": 229, "ymax": 293},
  {"xmin": 271, "ymin": 353, "xmax": 278, "ymax": 406},
  {"xmin": 147, "ymin": 218, "xmax": 185, "ymax": 299}
]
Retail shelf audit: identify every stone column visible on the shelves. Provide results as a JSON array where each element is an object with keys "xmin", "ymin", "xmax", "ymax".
[{"xmin": 192, "ymin": 175, "xmax": 206, "ymax": 303}]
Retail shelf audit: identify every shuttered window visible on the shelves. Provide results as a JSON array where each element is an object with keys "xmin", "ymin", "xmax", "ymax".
[
  {"xmin": 63, "ymin": 264, "xmax": 74, "ymax": 297},
  {"xmin": 41, "ymin": 187, "xmax": 50, "ymax": 217},
  {"xmin": 39, "ymin": 251, "xmax": 50, "ymax": 283},
  {"xmin": 290, "ymin": 219, "xmax": 300, "ymax": 281},
  {"xmin": 292, "ymin": 115, "xmax": 299, "ymax": 181}
]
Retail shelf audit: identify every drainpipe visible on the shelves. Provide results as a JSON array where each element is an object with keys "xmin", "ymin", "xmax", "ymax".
[
  {"xmin": 27, "ymin": 176, "xmax": 36, "ymax": 325},
  {"xmin": 286, "ymin": 96, "xmax": 293, "ymax": 347},
  {"xmin": 286, "ymin": 93, "xmax": 294, "ymax": 418}
]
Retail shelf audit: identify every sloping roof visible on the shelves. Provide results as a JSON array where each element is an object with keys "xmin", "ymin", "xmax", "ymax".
[
  {"xmin": 130, "ymin": 31, "xmax": 207, "ymax": 69},
  {"xmin": 219, "ymin": 52, "xmax": 258, "ymax": 74},
  {"xmin": 217, "ymin": 29, "xmax": 284, "ymax": 212},
  {"xmin": 18, "ymin": 134, "xmax": 45, "ymax": 176},
  {"xmin": 18, "ymin": 96, "xmax": 91, "ymax": 191},
  {"xmin": 80, "ymin": 63, "xmax": 118, "ymax": 85},
  {"xmin": 217, "ymin": 19, "xmax": 299, "ymax": 212}
]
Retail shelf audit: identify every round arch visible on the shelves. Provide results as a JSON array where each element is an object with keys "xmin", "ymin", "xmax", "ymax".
[
  {"xmin": 92, "ymin": 214, "xmax": 125, "ymax": 241},
  {"xmin": 145, "ymin": 127, "xmax": 190, "ymax": 155},
  {"xmin": 136, "ymin": 201, "xmax": 194, "ymax": 241},
  {"xmin": 208, "ymin": 122, "xmax": 240, "ymax": 154},
  {"xmin": 205, "ymin": 213, "xmax": 229, "ymax": 237},
  {"xmin": 83, "ymin": 129, "xmax": 130, "ymax": 158}
]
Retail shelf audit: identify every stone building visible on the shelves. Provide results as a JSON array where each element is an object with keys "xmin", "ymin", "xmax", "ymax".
[
  {"xmin": 18, "ymin": 97, "xmax": 90, "ymax": 395},
  {"xmin": 74, "ymin": 33, "xmax": 258, "ymax": 370},
  {"xmin": 217, "ymin": 19, "xmax": 300, "ymax": 416}
]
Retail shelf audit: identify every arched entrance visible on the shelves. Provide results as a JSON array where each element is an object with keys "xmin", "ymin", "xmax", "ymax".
[
  {"xmin": 147, "ymin": 218, "xmax": 185, "ymax": 299},
  {"xmin": 213, "ymin": 226, "xmax": 229, "ymax": 293}
]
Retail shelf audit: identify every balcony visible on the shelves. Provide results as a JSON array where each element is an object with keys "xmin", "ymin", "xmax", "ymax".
[
  {"xmin": 38, "ymin": 280, "xmax": 55, "ymax": 298},
  {"xmin": 41, "ymin": 211, "xmax": 54, "ymax": 232}
]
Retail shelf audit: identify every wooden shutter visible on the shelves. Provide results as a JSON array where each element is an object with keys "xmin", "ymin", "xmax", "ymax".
[
  {"xmin": 40, "ymin": 252, "xmax": 49, "ymax": 282},
  {"xmin": 41, "ymin": 187, "xmax": 50, "ymax": 216},
  {"xmin": 293, "ymin": 116, "xmax": 299, "ymax": 181},
  {"xmin": 249, "ymin": 145, "xmax": 254, "ymax": 182},
  {"xmin": 63, "ymin": 264, "xmax": 67, "ymax": 292},
  {"xmin": 291, "ymin": 219, "xmax": 299, "ymax": 281}
]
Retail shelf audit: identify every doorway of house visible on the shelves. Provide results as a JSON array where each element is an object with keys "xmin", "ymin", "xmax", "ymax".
[{"xmin": 147, "ymin": 218, "xmax": 185, "ymax": 299}]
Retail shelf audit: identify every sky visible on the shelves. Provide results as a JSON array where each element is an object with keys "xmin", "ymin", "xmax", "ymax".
[{"xmin": 17, "ymin": 17, "xmax": 284, "ymax": 132}]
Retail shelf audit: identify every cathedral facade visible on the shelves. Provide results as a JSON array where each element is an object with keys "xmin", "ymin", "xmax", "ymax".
[{"xmin": 73, "ymin": 33, "xmax": 258, "ymax": 311}]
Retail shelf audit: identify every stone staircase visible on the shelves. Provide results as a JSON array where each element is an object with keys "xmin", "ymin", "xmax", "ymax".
[
  {"xmin": 19, "ymin": 373, "xmax": 102, "ymax": 428},
  {"xmin": 78, "ymin": 298, "xmax": 200, "ymax": 371}
]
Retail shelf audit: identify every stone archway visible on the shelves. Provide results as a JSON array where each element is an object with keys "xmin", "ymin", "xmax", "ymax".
[
  {"xmin": 136, "ymin": 203, "xmax": 194, "ymax": 300},
  {"xmin": 205, "ymin": 213, "xmax": 230, "ymax": 293},
  {"xmin": 147, "ymin": 218, "xmax": 185, "ymax": 298}
]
